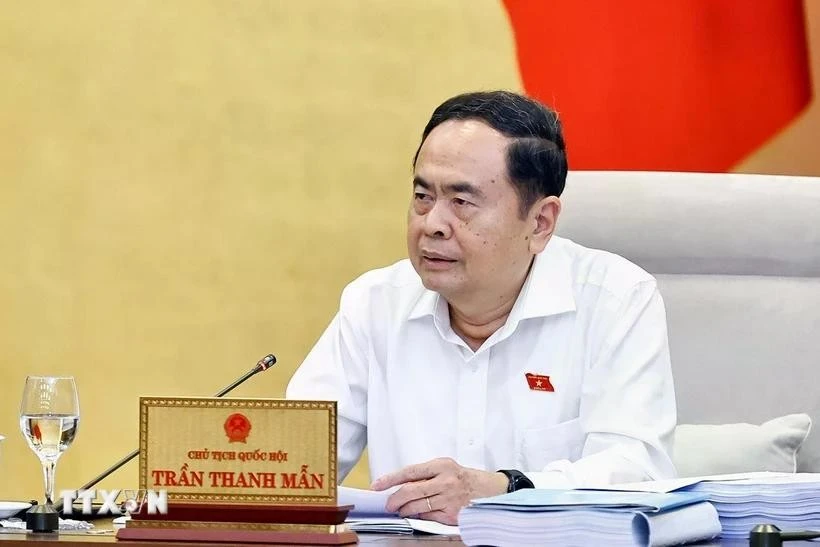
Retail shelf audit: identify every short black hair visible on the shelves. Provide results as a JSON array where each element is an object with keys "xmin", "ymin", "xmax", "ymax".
[{"xmin": 413, "ymin": 90, "xmax": 568, "ymax": 216}]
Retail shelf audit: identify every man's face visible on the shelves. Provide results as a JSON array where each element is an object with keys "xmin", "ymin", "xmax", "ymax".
[{"xmin": 407, "ymin": 119, "xmax": 536, "ymax": 302}]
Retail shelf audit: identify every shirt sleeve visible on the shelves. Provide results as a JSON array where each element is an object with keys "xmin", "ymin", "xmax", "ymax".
[
  {"xmin": 285, "ymin": 286, "xmax": 370, "ymax": 481},
  {"xmin": 526, "ymin": 279, "xmax": 677, "ymax": 489}
]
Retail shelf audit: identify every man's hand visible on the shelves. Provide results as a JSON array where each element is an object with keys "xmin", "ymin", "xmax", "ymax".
[{"xmin": 370, "ymin": 458, "xmax": 509, "ymax": 525}]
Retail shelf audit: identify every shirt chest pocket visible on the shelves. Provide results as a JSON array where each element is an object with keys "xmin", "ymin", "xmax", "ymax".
[{"xmin": 517, "ymin": 418, "xmax": 585, "ymax": 470}]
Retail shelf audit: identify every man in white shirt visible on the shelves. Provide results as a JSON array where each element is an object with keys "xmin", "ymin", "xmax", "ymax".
[{"xmin": 286, "ymin": 90, "xmax": 676, "ymax": 525}]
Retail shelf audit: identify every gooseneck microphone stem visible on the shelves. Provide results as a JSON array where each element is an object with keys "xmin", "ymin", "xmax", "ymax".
[
  {"xmin": 749, "ymin": 524, "xmax": 820, "ymax": 547},
  {"xmin": 52, "ymin": 354, "xmax": 277, "ymax": 513},
  {"xmin": 214, "ymin": 366, "xmax": 263, "ymax": 398}
]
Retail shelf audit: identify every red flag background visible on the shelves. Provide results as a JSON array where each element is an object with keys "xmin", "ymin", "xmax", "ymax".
[{"xmin": 502, "ymin": 0, "xmax": 813, "ymax": 172}]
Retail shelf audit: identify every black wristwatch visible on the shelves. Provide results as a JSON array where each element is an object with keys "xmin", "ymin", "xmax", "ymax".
[{"xmin": 498, "ymin": 469, "xmax": 535, "ymax": 493}]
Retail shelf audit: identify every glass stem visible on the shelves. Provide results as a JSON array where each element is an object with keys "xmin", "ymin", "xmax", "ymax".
[{"xmin": 42, "ymin": 460, "xmax": 56, "ymax": 506}]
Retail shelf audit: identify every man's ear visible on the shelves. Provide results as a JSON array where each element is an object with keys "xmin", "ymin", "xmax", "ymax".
[{"xmin": 528, "ymin": 196, "xmax": 561, "ymax": 254}]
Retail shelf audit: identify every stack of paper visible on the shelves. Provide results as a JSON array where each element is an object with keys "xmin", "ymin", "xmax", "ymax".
[
  {"xmin": 679, "ymin": 473, "xmax": 820, "ymax": 539},
  {"xmin": 458, "ymin": 489, "xmax": 720, "ymax": 547},
  {"xmin": 345, "ymin": 517, "xmax": 414, "ymax": 535}
]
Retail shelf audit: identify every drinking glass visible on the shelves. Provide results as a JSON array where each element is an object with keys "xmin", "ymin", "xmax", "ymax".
[{"xmin": 19, "ymin": 376, "xmax": 80, "ymax": 507}]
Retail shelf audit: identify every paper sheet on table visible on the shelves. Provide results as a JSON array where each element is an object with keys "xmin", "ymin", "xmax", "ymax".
[
  {"xmin": 585, "ymin": 471, "xmax": 792, "ymax": 493},
  {"xmin": 339, "ymin": 486, "xmax": 459, "ymax": 536}
]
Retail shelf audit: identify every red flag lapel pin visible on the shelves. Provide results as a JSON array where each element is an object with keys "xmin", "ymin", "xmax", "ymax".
[{"xmin": 525, "ymin": 373, "xmax": 554, "ymax": 392}]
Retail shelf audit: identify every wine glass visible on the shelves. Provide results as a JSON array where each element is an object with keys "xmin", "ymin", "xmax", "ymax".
[{"xmin": 19, "ymin": 376, "xmax": 80, "ymax": 511}]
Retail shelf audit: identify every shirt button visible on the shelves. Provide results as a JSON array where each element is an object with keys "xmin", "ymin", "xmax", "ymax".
[{"xmin": 468, "ymin": 438, "xmax": 475, "ymax": 446}]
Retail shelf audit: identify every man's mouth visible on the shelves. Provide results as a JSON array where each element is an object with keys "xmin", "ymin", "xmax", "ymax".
[
  {"xmin": 420, "ymin": 251, "xmax": 458, "ymax": 271},
  {"xmin": 421, "ymin": 251, "xmax": 457, "ymax": 263}
]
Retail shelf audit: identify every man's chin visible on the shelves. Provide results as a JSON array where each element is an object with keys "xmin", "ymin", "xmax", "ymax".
[
  {"xmin": 417, "ymin": 271, "xmax": 457, "ymax": 296},
  {"xmin": 411, "ymin": 258, "xmax": 459, "ymax": 291}
]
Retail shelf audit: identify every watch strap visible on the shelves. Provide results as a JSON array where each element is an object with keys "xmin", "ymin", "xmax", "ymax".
[{"xmin": 498, "ymin": 469, "xmax": 535, "ymax": 493}]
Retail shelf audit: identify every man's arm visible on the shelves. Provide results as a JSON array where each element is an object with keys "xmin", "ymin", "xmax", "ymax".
[
  {"xmin": 285, "ymin": 287, "xmax": 370, "ymax": 480},
  {"xmin": 526, "ymin": 279, "xmax": 677, "ymax": 488}
]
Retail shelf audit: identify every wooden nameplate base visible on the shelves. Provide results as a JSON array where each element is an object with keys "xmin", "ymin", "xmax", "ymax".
[{"xmin": 116, "ymin": 503, "xmax": 358, "ymax": 545}]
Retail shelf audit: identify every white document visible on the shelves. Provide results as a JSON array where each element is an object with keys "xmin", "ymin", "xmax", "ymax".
[
  {"xmin": 406, "ymin": 518, "xmax": 461, "ymax": 536},
  {"xmin": 339, "ymin": 485, "xmax": 395, "ymax": 516},
  {"xmin": 587, "ymin": 471, "xmax": 792, "ymax": 493},
  {"xmin": 339, "ymin": 486, "xmax": 460, "ymax": 536}
]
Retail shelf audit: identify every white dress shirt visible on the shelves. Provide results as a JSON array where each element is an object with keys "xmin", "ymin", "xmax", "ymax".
[{"xmin": 286, "ymin": 236, "xmax": 677, "ymax": 488}]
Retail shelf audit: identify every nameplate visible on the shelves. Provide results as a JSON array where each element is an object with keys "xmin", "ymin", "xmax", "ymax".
[{"xmin": 139, "ymin": 397, "xmax": 336, "ymax": 505}]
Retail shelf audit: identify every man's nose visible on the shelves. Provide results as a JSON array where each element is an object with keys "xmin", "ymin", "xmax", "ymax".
[{"xmin": 423, "ymin": 199, "xmax": 453, "ymax": 239}]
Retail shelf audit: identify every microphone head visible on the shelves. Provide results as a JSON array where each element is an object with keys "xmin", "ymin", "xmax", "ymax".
[{"xmin": 256, "ymin": 354, "xmax": 277, "ymax": 371}]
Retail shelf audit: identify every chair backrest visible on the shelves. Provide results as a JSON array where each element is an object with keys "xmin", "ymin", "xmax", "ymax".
[{"xmin": 556, "ymin": 171, "xmax": 820, "ymax": 471}]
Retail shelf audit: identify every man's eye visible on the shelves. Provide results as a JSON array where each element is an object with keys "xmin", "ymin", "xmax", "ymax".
[
  {"xmin": 414, "ymin": 193, "xmax": 431, "ymax": 201},
  {"xmin": 453, "ymin": 198, "xmax": 471, "ymax": 206}
]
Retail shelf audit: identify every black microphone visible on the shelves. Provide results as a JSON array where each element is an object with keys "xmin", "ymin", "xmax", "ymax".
[
  {"xmin": 749, "ymin": 524, "xmax": 820, "ymax": 547},
  {"xmin": 51, "ymin": 353, "xmax": 277, "ymax": 515}
]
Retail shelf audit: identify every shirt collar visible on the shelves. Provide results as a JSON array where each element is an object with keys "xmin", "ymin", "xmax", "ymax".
[
  {"xmin": 408, "ymin": 288, "xmax": 441, "ymax": 320},
  {"xmin": 408, "ymin": 286, "xmax": 460, "ymax": 346},
  {"xmin": 511, "ymin": 236, "xmax": 577, "ymax": 322},
  {"xmin": 406, "ymin": 236, "xmax": 576, "ymax": 323}
]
